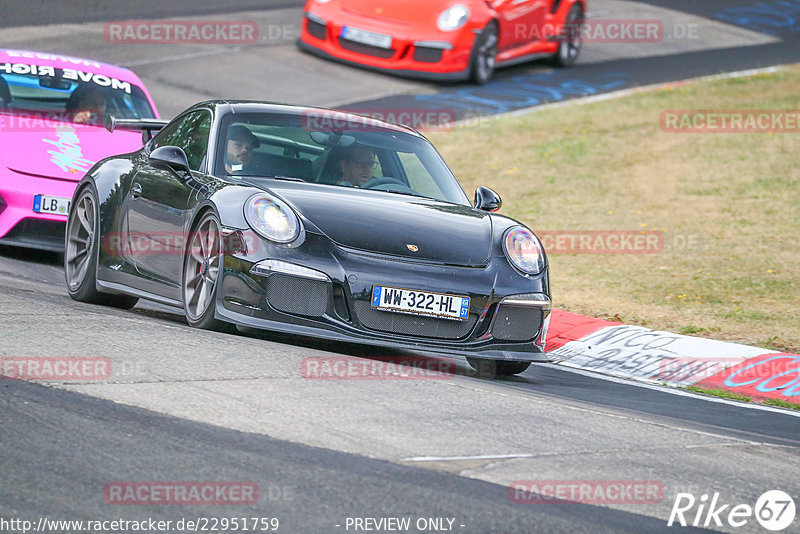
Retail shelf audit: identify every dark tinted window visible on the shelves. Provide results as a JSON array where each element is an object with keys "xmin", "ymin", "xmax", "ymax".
[{"xmin": 150, "ymin": 110, "xmax": 211, "ymax": 172}]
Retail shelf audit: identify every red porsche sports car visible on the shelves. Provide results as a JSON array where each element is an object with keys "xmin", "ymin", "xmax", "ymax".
[{"xmin": 298, "ymin": 0, "xmax": 585, "ymax": 84}]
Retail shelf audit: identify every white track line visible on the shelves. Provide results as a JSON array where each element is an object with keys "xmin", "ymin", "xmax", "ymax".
[{"xmin": 551, "ymin": 362, "xmax": 800, "ymax": 418}]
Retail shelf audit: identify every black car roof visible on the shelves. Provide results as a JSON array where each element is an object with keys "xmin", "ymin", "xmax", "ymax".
[{"xmin": 185, "ymin": 100, "xmax": 423, "ymax": 137}]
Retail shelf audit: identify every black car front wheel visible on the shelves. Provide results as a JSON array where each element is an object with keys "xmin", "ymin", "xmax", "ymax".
[
  {"xmin": 65, "ymin": 186, "xmax": 138, "ymax": 309},
  {"xmin": 466, "ymin": 357, "xmax": 532, "ymax": 378},
  {"xmin": 182, "ymin": 210, "xmax": 230, "ymax": 331}
]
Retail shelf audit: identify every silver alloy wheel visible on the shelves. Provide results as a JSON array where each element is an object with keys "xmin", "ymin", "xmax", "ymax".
[
  {"xmin": 474, "ymin": 27, "xmax": 498, "ymax": 83},
  {"xmin": 65, "ymin": 190, "xmax": 96, "ymax": 291},
  {"xmin": 183, "ymin": 214, "xmax": 221, "ymax": 321},
  {"xmin": 557, "ymin": 6, "xmax": 583, "ymax": 65}
]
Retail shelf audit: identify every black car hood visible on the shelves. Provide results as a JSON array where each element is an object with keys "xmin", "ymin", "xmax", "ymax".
[{"xmin": 266, "ymin": 183, "xmax": 492, "ymax": 266}]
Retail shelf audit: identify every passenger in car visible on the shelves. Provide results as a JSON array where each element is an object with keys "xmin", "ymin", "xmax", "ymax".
[{"xmin": 336, "ymin": 145, "xmax": 377, "ymax": 187}]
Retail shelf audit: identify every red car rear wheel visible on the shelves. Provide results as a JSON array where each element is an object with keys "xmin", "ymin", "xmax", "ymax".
[{"xmin": 552, "ymin": 3, "xmax": 584, "ymax": 67}]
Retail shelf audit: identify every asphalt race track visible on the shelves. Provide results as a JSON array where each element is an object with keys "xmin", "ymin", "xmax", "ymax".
[
  {"xmin": 3, "ymin": 379, "xmax": 697, "ymax": 534},
  {"xmin": 1, "ymin": 248, "xmax": 797, "ymax": 533},
  {"xmin": 1, "ymin": 1, "xmax": 800, "ymax": 532}
]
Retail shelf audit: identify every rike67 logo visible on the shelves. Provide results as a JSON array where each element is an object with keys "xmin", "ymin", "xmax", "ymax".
[{"xmin": 668, "ymin": 490, "xmax": 796, "ymax": 531}]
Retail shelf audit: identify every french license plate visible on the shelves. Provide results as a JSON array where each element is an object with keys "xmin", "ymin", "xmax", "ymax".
[
  {"xmin": 341, "ymin": 26, "xmax": 392, "ymax": 49},
  {"xmin": 33, "ymin": 194, "xmax": 71, "ymax": 216},
  {"xmin": 371, "ymin": 285, "xmax": 470, "ymax": 321}
]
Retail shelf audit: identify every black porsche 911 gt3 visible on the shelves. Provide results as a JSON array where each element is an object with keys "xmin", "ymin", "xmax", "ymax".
[{"xmin": 64, "ymin": 101, "xmax": 550, "ymax": 376}]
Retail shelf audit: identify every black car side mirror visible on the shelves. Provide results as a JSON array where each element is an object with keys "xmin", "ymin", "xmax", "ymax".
[
  {"xmin": 150, "ymin": 146, "xmax": 191, "ymax": 174},
  {"xmin": 474, "ymin": 186, "xmax": 502, "ymax": 212}
]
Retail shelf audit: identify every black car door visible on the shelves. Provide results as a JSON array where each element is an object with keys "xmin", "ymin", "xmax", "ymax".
[{"xmin": 124, "ymin": 110, "xmax": 212, "ymax": 300}]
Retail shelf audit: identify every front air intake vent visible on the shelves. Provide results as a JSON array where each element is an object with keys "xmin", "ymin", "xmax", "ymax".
[
  {"xmin": 354, "ymin": 300, "xmax": 477, "ymax": 340},
  {"xmin": 307, "ymin": 19, "xmax": 327, "ymax": 40},
  {"xmin": 491, "ymin": 305, "xmax": 543, "ymax": 342},
  {"xmin": 338, "ymin": 38, "xmax": 395, "ymax": 58},
  {"xmin": 266, "ymin": 274, "xmax": 329, "ymax": 317}
]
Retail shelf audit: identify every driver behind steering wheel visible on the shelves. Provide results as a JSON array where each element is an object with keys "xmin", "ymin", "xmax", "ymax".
[{"xmin": 337, "ymin": 145, "xmax": 376, "ymax": 187}]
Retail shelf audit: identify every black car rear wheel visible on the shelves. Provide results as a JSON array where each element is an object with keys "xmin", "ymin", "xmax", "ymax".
[
  {"xmin": 467, "ymin": 357, "xmax": 532, "ymax": 377},
  {"xmin": 65, "ymin": 187, "xmax": 138, "ymax": 309},
  {"xmin": 182, "ymin": 211, "xmax": 230, "ymax": 331}
]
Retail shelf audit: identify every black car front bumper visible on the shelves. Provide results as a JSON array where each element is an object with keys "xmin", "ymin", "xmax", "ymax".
[{"xmin": 215, "ymin": 230, "xmax": 550, "ymax": 362}]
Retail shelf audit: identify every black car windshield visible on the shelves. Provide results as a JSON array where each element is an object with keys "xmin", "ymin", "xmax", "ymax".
[{"xmin": 216, "ymin": 111, "xmax": 471, "ymax": 206}]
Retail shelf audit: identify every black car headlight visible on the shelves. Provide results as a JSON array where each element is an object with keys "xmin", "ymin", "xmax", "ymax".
[
  {"xmin": 503, "ymin": 226, "xmax": 546, "ymax": 275},
  {"xmin": 244, "ymin": 193, "xmax": 300, "ymax": 244}
]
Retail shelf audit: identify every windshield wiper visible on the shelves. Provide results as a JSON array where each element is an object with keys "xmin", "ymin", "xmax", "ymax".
[
  {"xmin": 225, "ymin": 174, "xmax": 305, "ymax": 182},
  {"xmin": 379, "ymin": 189, "xmax": 433, "ymax": 200}
]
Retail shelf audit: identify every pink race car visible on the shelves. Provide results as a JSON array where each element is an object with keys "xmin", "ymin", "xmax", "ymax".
[{"xmin": 0, "ymin": 49, "xmax": 158, "ymax": 251}]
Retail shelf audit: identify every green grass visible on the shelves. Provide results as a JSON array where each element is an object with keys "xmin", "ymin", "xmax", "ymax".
[
  {"xmin": 430, "ymin": 64, "xmax": 800, "ymax": 352},
  {"xmin": 762, "ymin": 398, "xmax": 800, "ymax": 411},
  {"xmin": 684, "ymin": 386, "xmax": 752, "ymax": 403},
  {"xmin": 678, "ymin": 326, "xmax": 706, "ymax": 335}
]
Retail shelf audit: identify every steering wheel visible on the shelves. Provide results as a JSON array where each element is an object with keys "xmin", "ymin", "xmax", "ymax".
[
  {"xmin": 361, "ymin": 176, "xmax": 404, "ymax": 189},
  {"xmin": 361, "ymin": 176, "xmax": 418, "ymax": 195}
]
